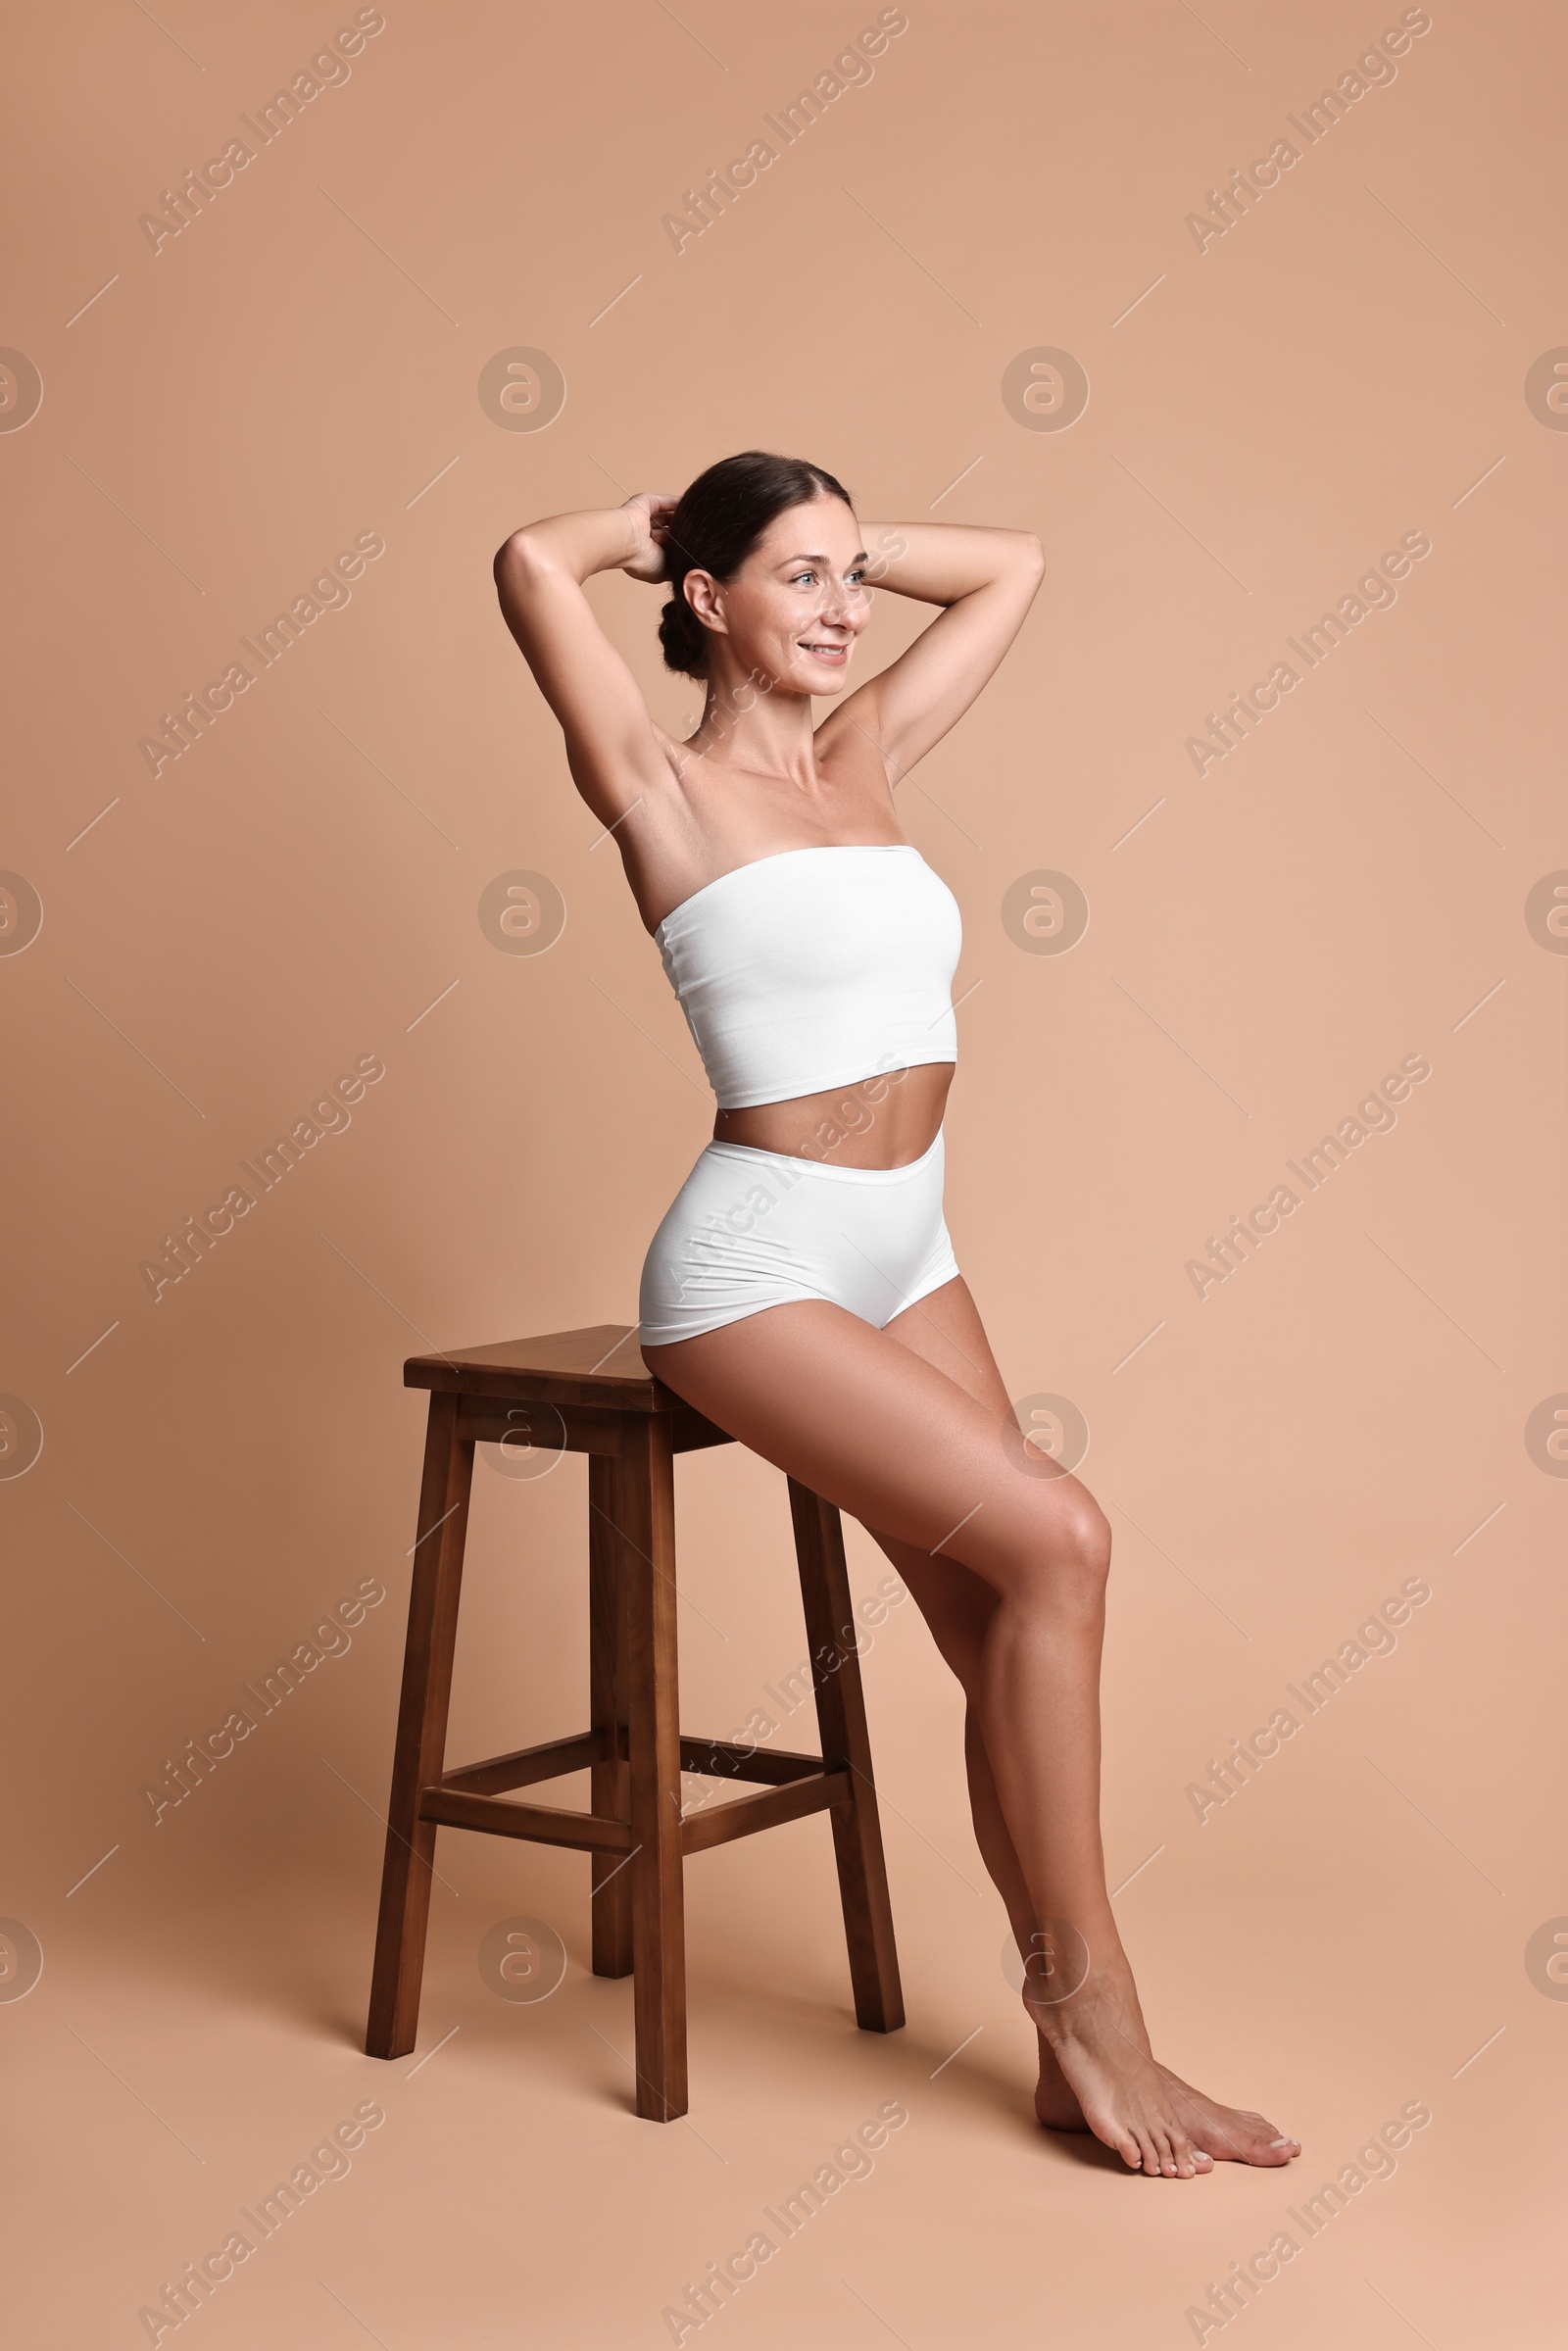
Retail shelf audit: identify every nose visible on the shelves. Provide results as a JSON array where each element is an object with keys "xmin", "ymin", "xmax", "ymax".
[{"xmin": 816, "ymin": 577, "xmax": 861, "ymax": 630}]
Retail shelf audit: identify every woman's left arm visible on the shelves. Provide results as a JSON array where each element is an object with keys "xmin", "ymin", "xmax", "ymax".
[{"xmin": 823, "ymin": 519, "xmax": 1045, "ymax": 779}]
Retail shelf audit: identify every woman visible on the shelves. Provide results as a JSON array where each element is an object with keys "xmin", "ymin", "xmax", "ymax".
[{"xmin": 493, "ymin": 451, "xmax": 1299, "ymax": 2180}]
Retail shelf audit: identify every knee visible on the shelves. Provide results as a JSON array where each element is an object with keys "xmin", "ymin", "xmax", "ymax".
[{"xmin": 1039, "ymin": 1496, "xmax": 1112, "ymax": 1610}]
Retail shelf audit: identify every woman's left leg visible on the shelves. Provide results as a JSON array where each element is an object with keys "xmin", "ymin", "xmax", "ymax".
[
  {"xmin": 870, "ymin": 1274, "xmax": 1300, "ymax": 2163},
  {"xmin": 643, "ymin": 1244, "xmax": 1298, "ymax": 2172}
]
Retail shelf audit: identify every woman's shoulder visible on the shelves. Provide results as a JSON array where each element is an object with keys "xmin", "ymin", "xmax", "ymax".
[{"xmin": 811, "ymin": 697, "xmax": 898, "ymax": 792}]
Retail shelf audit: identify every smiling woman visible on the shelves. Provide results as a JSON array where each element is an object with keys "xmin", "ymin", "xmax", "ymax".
[{"xmin": 490, "ymin": 454, "xmax": 1302, "ymax": 2180}]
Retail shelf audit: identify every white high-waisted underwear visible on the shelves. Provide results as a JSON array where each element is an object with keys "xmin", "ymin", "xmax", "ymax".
[{"xmin": 638, "ymin": 1130, "xmax": 959, "ymax": 1347}]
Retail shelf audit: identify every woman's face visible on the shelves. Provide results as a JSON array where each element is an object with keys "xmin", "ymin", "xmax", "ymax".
[{"xmin": 687, "ymin": 497, "xmax": 871, "ymax": 694}]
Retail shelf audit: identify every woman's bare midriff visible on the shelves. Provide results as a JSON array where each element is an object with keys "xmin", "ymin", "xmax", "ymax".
[{"xmin": 712, "ymin": 1059, "xmax": 953, "ymax": 1168}]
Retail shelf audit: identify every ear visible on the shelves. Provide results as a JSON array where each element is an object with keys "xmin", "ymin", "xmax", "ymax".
[{"xmin": 682, "ymin": 568, "xmax": 729, "ymax": 639}]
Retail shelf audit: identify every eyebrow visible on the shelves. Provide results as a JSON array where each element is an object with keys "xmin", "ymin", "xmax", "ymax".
[{"xmin": 779, "ymin": 550, "xmax": 869, "ymax": 567}]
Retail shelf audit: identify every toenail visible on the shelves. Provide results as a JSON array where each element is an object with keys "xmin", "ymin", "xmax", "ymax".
[{"xmin": 1269, "ymin": 2137, "xmax": 1293, "ymax": 2146}]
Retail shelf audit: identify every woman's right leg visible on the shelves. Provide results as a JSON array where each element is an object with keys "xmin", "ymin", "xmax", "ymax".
[{"xmin": 643, "ymin": 1295, "xmax": 1298, "ymax": 2179}]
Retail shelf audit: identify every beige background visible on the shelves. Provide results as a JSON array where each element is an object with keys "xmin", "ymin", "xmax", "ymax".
[{"xmin": 4, "ymin": 1, "xmax": 1564, "ymax": 2343}]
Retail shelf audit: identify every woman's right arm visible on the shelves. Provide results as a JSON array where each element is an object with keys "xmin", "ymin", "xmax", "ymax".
[{"xmin": 492, "ymin": 495, "xmax": 676, "ymax": 827}]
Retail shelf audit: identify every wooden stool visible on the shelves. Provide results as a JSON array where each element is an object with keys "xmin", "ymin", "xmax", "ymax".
[{"xmin": 365, "ymin": 1324, "xmax": 904, "ymax": 2120}]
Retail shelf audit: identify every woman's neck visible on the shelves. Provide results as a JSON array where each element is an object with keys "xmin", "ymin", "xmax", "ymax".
[{"xmin": 687, "ymin": 663, "xmax": 822, "ymax": 789}]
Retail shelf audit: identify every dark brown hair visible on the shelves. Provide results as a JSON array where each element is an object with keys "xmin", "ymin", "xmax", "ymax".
[{"xmin": 658, "ymin": 450, "xmax": 854, "ymax": 679}]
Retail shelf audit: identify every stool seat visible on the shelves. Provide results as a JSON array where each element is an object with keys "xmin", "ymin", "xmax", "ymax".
[
  {"xmin": 365, "ymin": 1324, "xmax": 905, "ymax": 2120},
  {"xmin": 406, "ymin": 1321, "xmax": 700, "ymax": 1411}
]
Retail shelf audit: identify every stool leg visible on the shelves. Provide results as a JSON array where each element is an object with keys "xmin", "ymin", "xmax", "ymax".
[
  {"xmin": 622, "ymin": 1415, "xmax": 687, "ymax": 2120},
  {"xmin": 588, "ymin": 1453, "xmax": 633, "ymax": 1977},
  {"xmin": 366, "ymin": 1391, "xmax": 473, "ymax": 2060},
  {"xmin": 787, "ymin": 1479, "xmax": 906, "ymax": 2033}
]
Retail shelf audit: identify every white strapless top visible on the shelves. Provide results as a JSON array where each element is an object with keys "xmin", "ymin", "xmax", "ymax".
[{"xmin": 653, "ymin": 844, "xmax": 961, "ymax": 1110}]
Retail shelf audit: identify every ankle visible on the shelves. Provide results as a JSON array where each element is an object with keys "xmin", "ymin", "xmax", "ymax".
[
  {"xmin": 1025, "ymin": 1958, "xmax": 1149, "ymax": 2054},
  {"xmin": 1016, "ymin": 1913, "xmax": 1126, "ymax": 2003}
]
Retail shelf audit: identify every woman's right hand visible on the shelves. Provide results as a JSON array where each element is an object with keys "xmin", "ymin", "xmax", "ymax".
[{"xmin": 619, "ymin": 491, "xmax": 680, "ymax": 583}]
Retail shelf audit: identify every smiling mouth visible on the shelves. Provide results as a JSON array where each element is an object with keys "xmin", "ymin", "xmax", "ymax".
[{"xmin": 800, "ymin": 640, "xmax": 849, "ymax": 659}]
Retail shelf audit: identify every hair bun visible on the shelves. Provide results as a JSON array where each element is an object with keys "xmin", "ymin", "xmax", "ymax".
[{"xmin": 658, "ymin": 591, "xmax": 708, "ymax": 681}]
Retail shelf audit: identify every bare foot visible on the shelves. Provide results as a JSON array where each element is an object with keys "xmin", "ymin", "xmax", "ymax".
[
  {"xmin": 1025, "ymin": 1973, "xmax": 1215, "ymax": 2177},
  {"xmin": 1153, "ymin": 2066, "xmax": 1300, "ymax": 2167},
  {"xmin": 1033, "ymin": 2034, "xmax": 1091, "ymax": 2132},
  {"xmin": 1029, "ymin": 2019, "xmax": 1300, "ymax": 2173}
]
